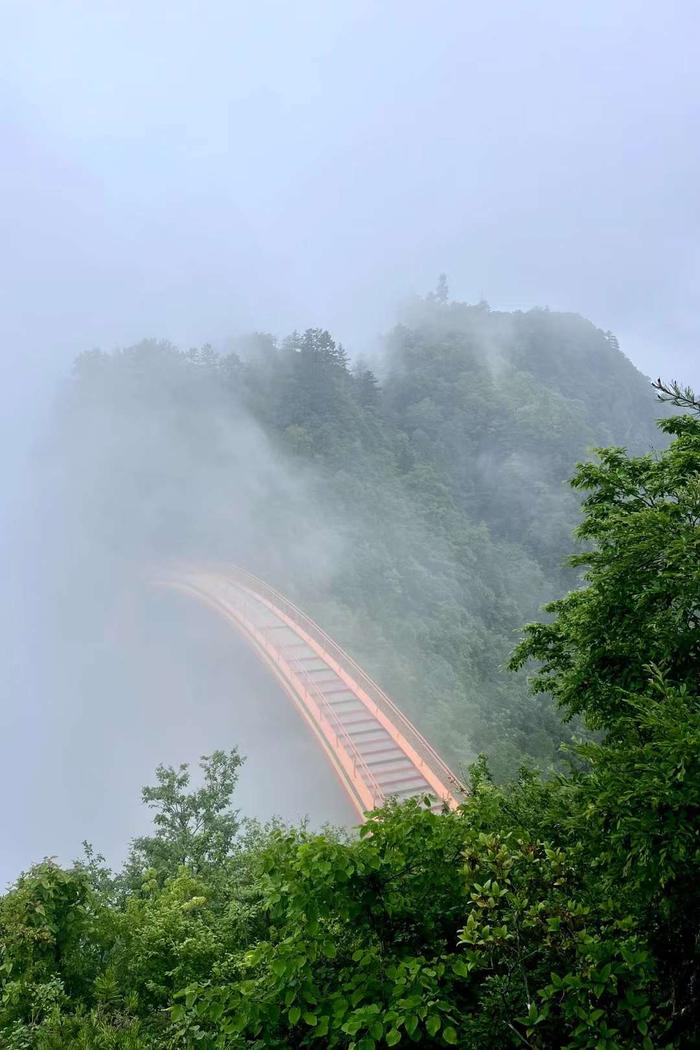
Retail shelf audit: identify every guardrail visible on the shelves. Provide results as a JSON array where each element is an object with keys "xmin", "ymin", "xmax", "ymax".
[
  {"xmin": 224, "ymin": 580, "xmax": 386, "ymax": 808},
  {"xmin": 225, "ymin": 566, "xmax": 465, "ymax": 801},
  {"xmin": 278, "ymin": 644, "xmax": 385, "ymax": 808}
]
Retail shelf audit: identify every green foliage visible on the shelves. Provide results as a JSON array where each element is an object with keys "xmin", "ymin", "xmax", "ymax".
[
  {"xmin": 3, "ymin": 756, "xmax": 693, "ymax": 1046},
  {"xmin": 0, "ymin": 863, "xmax": 91, "ymax": 1028},
  {"xmin": 510, "ymin": 414, "xmax": 700, "ymax": 734},
  {"xmin": 125, "ymin": 750, "xmax": 243, "ymax": 883},
  {"xmin": 508, "ymin": 399, "xmax": 700, "ymax": 1045},
  {"xmin": 574, "ymin": 671, "xmax": 700, "ymax": 1043},
  {"xmin": 182, "ymin": 801, "xmax": 471, "ymax": 1048}
]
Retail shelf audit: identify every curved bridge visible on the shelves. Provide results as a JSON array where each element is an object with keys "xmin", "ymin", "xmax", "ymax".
[{"xmin": 159, "ymin": 566, "xmax": 462, "ymax": 819}]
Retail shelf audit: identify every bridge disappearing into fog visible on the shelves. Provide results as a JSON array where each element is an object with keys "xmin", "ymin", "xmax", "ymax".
[{"xmin": 160, "ymin": 566, "xmax": 462, "ymax": 819}]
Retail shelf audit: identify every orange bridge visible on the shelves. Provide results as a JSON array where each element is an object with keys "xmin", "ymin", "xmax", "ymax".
[{"xmin": 160, "ymin": 566, "xmax": 463, "ymax": 820}]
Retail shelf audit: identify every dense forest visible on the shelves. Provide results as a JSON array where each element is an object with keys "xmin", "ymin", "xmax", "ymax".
[
  {"xmin": 46, "ymin": 292, "xmax": 665, "ymax": 779},
  {"xmin": 1, "ymin": 373, "xmax": 698, "ymax": 1047}
]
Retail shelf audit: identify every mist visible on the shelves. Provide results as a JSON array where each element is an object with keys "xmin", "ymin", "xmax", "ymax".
[
  {"xmin": 4, "ymin": 2, "xmax": 700, "ymax": 376},
  {"xmin": 1, "ymin": 1, "xmax": 699, "ymax": 885}
]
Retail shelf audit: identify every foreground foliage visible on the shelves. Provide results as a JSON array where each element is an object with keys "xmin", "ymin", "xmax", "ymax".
[{"xmin": 3, "ymin": 397, "xmax": 697, "ymax": 1046}]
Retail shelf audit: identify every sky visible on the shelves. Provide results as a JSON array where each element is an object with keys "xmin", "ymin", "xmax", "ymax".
[
  {"xmin": 1, "ymin": 0, "xmax": 699, "ymax": 880},
  {"xmin": 2, "ymin": 0, "xmax": 698, "ymax": 386}
]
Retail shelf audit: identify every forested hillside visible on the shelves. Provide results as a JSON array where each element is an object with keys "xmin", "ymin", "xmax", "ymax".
[
  {"xmin": 3, "ymin": 387, "xmax": 698, "ymax": 1048},
  {"xmin": 49, "ymin": 294, "xmax": 664, "ymax": 779}
]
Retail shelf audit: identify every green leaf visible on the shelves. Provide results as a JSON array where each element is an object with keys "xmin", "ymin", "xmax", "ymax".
[
  {"xmin": 405, "ymin": 1014, "xmax": 419, "ymax": 1035},
  {"xmin": 443, "ymin": 1026, "xmax": 458, "ymax": 1044},
  {"xmin": 426, "ymin": 1015, "xmax": 441, "ymax": 1036},
  {"xmin": 386, "ymin": 1030, "xmax": 402, "ymax": 1046}
]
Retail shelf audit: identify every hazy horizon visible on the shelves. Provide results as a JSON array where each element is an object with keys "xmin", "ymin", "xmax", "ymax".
[{"xmin": 3, "ymin": 2, "xmax": 699, "ymax": 382}]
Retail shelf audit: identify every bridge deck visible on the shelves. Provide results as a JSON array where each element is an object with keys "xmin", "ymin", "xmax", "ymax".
[{"xmin": 163, "ymin": 567, "xmax": 462, "ymax": 819}]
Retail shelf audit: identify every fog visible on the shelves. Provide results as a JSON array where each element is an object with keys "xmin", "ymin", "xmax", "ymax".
[{"xmin": 1, "ymin": 1, "xmax": 699, "ymax": 883}]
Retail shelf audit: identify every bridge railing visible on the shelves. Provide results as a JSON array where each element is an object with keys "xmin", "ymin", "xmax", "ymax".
[
  {"xmin": 160, "ymin": 566, "xmax": 388, "ymax": 810},
  {"xmin": 286, "ymin": 655, "xmax": 385, "ymax": 809},
  {"xmin": 217, "ymin": 577, "xmax": 385, "ymax": 806},
  {"xmin": 227, "ymin": 566, "xmax": 466, "ymax": 801}
]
